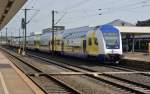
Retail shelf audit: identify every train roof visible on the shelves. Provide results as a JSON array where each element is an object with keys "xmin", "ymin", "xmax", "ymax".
[
  {"xmin": 99, "ymin": 24, "xmax": 119, "ymax": 32},
  {"xmin": 63, "ymin": 26, "xmax": 91, "ymax": 33}
]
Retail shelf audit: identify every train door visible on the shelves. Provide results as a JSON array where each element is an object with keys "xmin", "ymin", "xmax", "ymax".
[
  {"xmin": 61, "ymin": 41, "xmax": 64, "ymax": 52},
  {"xmin": 49, "ymin": 41, "xmax": 51, "ymax": 51},
  {"xmin": 34, "ymin": 41, "xmax": 36, "ymax": 48},
  {"xmin": 35, "ymin": 40, "xmax": 39, "ymax": 49},
  {"xmin": 35, "ymin": 35, "xmax": 40, "ymax": 49},
  {"xmin": 83, "ymin": 40, "xmax": 86, "ymax": 53},
  {"xmin": 86, "ymin": 32, "xmax": 99, "ymax": 56}
]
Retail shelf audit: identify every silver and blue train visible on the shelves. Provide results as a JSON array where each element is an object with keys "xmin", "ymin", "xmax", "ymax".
[{"xmin": 11, "ymin": 24, "xmax": 123, "ymax": 63}]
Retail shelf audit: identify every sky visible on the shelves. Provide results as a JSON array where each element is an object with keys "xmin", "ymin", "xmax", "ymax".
[{"xmin": 2, "ymin": 0, "xmax": 150, "ymax": 36}]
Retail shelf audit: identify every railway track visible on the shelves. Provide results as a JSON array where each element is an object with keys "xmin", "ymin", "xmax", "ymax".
[
  {"xmin": 27, "ymin": 52, "xmax": 150, "ymax": 94},
  {"xmin": 22, "ymin": 48, "xmax": 150, "ymax": 94},
  {"xmin": 27, "ymin": 49, "xmax": 150, "ymax": 78},
  {"xmin": 0, "ymin": 47, "xmax": 81, "ymax": 94},
  {"xmin": 2, "ymin": 47, "xmax": 150, "ymax": 94}
]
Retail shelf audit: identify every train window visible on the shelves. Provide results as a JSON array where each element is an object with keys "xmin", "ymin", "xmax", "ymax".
[
  {"xmin": 94, "ymin": 38, "xmax": 98, "ymax": 45},
  {"xmin": 88, "ymin": 38, "xmax": 92, "ymax": 45},
  {"xmin": 102, "ymin": 32, "xmax": 120, "ymax": 49}
]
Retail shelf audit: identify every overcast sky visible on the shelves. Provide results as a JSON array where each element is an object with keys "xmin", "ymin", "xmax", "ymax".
[{"xmin": 2, "ymin": 0, "xmax": 150, "ymax": 36}]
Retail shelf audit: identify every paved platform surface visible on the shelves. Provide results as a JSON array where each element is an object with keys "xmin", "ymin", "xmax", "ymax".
[
  {"xmin": 0, "ymin": 51, "xmax": 35, "ymax": 94},
  {"xmin": 124, "ymin": 52, "xmax": 150, "ymax": 63}
]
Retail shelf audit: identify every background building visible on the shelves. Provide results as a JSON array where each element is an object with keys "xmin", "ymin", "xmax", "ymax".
[
  {"xmin": 42, "ymin": 26, "xmax": 65, "ymax": 34},
  {"xmin": 107, "ymin": 19, "xmax": 135, "ymax": 26},
  {"xmin": 136, "ymin": 19, "xmax": 150, "ymax": 26}
]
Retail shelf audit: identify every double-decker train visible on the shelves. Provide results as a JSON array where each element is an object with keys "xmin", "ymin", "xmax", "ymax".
[{"xmin": 11, "ymin": 24, "xmax": 123, "ymax": 63}]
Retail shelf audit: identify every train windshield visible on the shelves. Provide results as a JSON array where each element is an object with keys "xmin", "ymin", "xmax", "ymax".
[{"xmin": 102, "ymin": 32, "xmax": 120, "ymax": 49}]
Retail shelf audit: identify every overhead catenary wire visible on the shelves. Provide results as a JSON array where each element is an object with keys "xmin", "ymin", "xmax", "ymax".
[
  {"xmin": 54, "ymin": 11, "xmax": 68, "ymax": 25},
  {"xmin": 53, "ymin": 0, "xmax": 93, "ymax": 25},
  {"xmin": 26, "ymin": 9, "xmax": 40, "ymax": 24},
  {"xmin": 60, "ymin": 1, "xmax": 150, "ymax": 26},
  {"xmin": 33, "ymin": 0, "xmax": 150, "ymax": 29},
  {"xmin": 57, "ymin": 0, "xmax": 131, "ymax": 14},
  {"xmin": 100, "ymin": 1, "xmax": 150, "ymax": 14},
  {"xmin": 62, "ymin": 0, "xmax": 150, "ymax": 20},
  {"xmin": 4, "ymin": 0, "xmax": 150, "ymax": 34},
  {"xmin": 100, "ymin": 0, "xmax": 149, "ymax": 12},
  {"xmin": 60, "ymin": 0, "xmax": 93, "ymax": 12},
  {"xmin": 54, "ymin": 0, "xmax": 114, "ymax": 25},
  {"xmin": 56, "ymin": 0, "xmax": 149, "ymax": 22}
]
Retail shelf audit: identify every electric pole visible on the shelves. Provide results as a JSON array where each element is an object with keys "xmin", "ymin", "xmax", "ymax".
[
  {"xmin": 23, "ymin": 9, "xmax": 28, "ymax": 55},
  {"xmin": 52, "ymin": 10, "xmax": 55, "ymax": 55},
  {"xmin": 19, "ymin": 28, "xmax": 20, "ymax": 47},
  {"xmin": 21, "ymin": 8, "xmax": 39, "ymax": 55},
  {"xmin": 21, "ymin": 9, "xmax": 29, "ymax": 55},
  {"xmin": 5, "ymin": 27, "xmax": 7, "ymax": 45},
  {"xmin": 25, "ymin": 9, "xmax": 27, "ymax": 52},
  {"xmin": 11, "ymin": 32, "xmax": 12, "ymax": 46}
]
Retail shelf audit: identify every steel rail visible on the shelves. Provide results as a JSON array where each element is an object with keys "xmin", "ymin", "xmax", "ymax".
[{"xmin": 0, "ymin": 47, "xmax": 81, "ymax": 94}]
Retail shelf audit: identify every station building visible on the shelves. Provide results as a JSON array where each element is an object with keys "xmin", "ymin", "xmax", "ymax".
[{"xmin": 108, "ymin": 19, "xmax": 150, "ymax": 53}]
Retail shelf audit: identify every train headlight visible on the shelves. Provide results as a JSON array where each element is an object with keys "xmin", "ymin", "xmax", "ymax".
[{"xmin": 115, "ymin": 61, "xmax": 119, "ymax": 64}]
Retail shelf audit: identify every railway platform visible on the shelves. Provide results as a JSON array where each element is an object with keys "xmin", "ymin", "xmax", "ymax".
[
  {"xmin": 124, "ymin": 52, "xmax": 150, "ymax": 62},
  {"xmin": 122, "ymin": 52, "xmax": 150, "ymax": 70},
  {"xmin": 0, "ymin": 51, "xmax": 43, "ymax": 94}
]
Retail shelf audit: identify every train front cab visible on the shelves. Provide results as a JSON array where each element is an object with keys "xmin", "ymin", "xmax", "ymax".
[{"xmin": 96, "ymin": 25, "xmax": 122, "ymax": 63}]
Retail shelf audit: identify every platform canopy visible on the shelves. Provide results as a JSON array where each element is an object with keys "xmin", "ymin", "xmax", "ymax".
[
  {"xmin": 116, "ymin": 26, "xmax": 150, "ymax": 34},
  {"xmin": 0, "ymin": 0, "xmax": 26, "ymax": 30}
]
